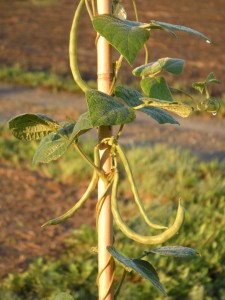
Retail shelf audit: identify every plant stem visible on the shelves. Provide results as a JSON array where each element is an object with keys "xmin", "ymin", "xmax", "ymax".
[
  {"xmin": 73, "ymin": 143, "xmax": 107, "ymax": 183},
  {"xmin": 85, "ymin": 0, "xmax": 94, "ymax": 20},
  {"xmin": 109, "ymin": 55, "xmax": 123, "ymax": 95},
  {"xmin": 132, "ymin": 0, "xmax": 149, "ymax": 65},
  {"xmin": 114, "ymin": 270, "xmax": 127, "ymax": 299},
  {"xmin": 96, "ymin": 0, "xmax": 114, "ymax": 299}
]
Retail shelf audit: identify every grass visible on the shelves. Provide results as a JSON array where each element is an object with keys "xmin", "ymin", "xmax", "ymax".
[{"xmin": 0, "ymin": 64, "xmax": 96, "ymax": 94}]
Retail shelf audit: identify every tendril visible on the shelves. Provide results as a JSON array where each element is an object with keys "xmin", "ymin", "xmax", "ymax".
[{"xmin": 96, "ymin": 255, "xmax": 115, "ymax": 300}]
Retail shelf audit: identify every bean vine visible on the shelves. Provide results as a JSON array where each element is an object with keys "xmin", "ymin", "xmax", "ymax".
[{"xmin": 8, "ymin": 0, "xmax": 222, "ymax": 299}]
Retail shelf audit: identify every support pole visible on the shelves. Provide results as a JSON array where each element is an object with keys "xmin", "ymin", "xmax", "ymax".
[{"xmin": 96, "ymin": 0, "xmax": 114, "ymax": 299}]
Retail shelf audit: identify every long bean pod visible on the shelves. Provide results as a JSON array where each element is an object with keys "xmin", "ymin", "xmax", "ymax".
[
  {"xmin": 41, "ymin": 172, "xmax": 98, "ymax": 227},
  {"xmin": 111, "ymin": 170, "xmax": 185, "ymax": 245},
  {"xmin": 116, "ymin": 143, "xmax": 167, "ymax": 230},
  {"xmin": 69, "ymin": 0, "xmax": 89, "ymax": 93},
  {"xmin": 41, "ymin": 146, "xmax": 100, "ymax": 227}
]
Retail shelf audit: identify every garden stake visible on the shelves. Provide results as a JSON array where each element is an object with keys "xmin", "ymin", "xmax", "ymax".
[{"xmin": 96, "ymin": 0, "xmax": 114, "ymax": 299}]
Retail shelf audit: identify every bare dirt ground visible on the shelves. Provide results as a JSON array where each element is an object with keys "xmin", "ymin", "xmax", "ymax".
[
  {"xmin": 0, "ymin": 0, "xmax": 225, "ymax": 281},
  {"xmin": 0, "ymin": 0, "xmax": 225, "ymax": 94}
]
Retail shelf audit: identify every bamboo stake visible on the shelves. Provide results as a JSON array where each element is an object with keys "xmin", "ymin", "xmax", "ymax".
[{"xmin": 96, "ymin": 0, "xmax": 114, "ymax": 299}]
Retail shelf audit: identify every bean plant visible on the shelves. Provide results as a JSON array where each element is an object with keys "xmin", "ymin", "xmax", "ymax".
[{"xmin": 8, "ymin": 0, "xmax": 221, "ymax": 299}]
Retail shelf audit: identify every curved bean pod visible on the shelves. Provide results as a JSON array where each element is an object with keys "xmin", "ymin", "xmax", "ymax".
[
  {"xmin": 69, "ymin": 0, "xmax": 89, "ymax": 93},
  {"xmin": 41, "ymin": 171, "xmax": 98, "ymax": 227},
  {"xmin": 42, "ymin": 146, "xmax": 100, "ymax": 227},
  {"xmin": 115, "ymin": 143, "xmax": 167, "ymax": 230},
  {"xmin": 111, "ymin": 170, "xmax": 185, "ymax": 245}
]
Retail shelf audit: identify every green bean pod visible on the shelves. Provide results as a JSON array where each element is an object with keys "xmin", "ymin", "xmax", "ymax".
[
  {"xmin": 41, "ymin": 172, "xmax": 98, "ymax": 227},
  {"xmin": 111, "ymin": 170, "xmax": 185, "ymax": 245},
  {"xmin": 42, "ymin": 146, "xmax": 100, "ymax": 227},
  {"xmin": 69, "ymin": 0, "xmax": 89, "ymax": 93},
  {"xmin": 116, "ymin": 143, "xmax": 167, "ymax": 230}
]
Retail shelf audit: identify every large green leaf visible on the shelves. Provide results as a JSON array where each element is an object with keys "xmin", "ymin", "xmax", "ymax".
[
  {"xmin": 92, "ymin": 15, "xmax": 150, "ymax": 65},
  {"xmin": 107, "ymin": 246, "xmax": 166, "ymax": 295},
  {"xmin": 139, "ymin": 106, "xmax": 179, "ymax": 124},
  {"xmin": 86, "ymin": 89, "xmax": 136, "ymax": 127},
  {"xmin": 33, "ymin": 129, "xmax": 70, "ymax": 165},
  {"xmin": 149, "ymin": 21, "xmax": 211, "ymax": 42},
  {"xmin": 140, "ymin": 97, "xmax": 193, "ymax": 118},
  {"xmin": 141, "ymin": 77, "xmax": 173, "ymax": 101},
  {"xmin": 9, "ymin": 113, "xmax": 60, "ymax": 141},
  {"xmin": 133, "ymin": 58, "xmax": 185, "ymax": 77},
  {"xmin": 114, "ymin": 86, "xmax": 179, "ymax": 125},
  {"xmin": 70, "ymin": 112, "xmax": 92, "ymax": 141},
  {"xmin": 148, "ymin": 246, "xmax": 199, "ymax": 257}
]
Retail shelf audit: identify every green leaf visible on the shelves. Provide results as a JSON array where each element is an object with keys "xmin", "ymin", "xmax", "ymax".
[
  {"xmin": 86, "ymin": 89, "xmax": 136, "ymax": 127},
  {"xmin": 33, "ymin": 130, "xmax": 70, "ymax": 165},
  {"xmin": 114, "ymin": 86, "xmax": 179, "ymax": 125},
  {"xmin": 107, "ymin": 246, "xmax": 166, "ymax": 295},
  {"xmin": 133, "ymin": 58, "xmax": 185, "ymax": 77},
  {"xmin": 192, "ymin": 82, "xmax": 205, "ymax": 94},
  {"xmin": 148, "ymin": 246, "xmax": 200, "ymax": 257},
  {"xmin": 141, "ymin": 77, "xmax": 173, "ymax": 101},
  {"xmin": 140, "ymin": 97, "xmax": 193, "ymax": 118},
  {"xmin": 149, "ymin": 20, "xmax": 211, "ymax": 43},
  {"xmin": 140, "ymin": 107, "xmax": 180, "ymax": 124},
  {"xmin": 92, "ymin": 15, "xmax": 150, "ymax": 65},
  {"xmin": 205, "ymin": 72, "xmax": 221, "ymax": 85},
  {"xmin": 9, "ymin": 113, "xmax": 60, "ymax": 141},
  {"xmin": 54, "ymin": 292, "xmax": 74, "ymax": 300},
  {"xmin": 70, "ymin": 112, "xmax": 92, "ymax": 141}
]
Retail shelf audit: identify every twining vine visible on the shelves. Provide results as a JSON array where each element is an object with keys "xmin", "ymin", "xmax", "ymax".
[{"xmin": 8, "ymin": 0, "xmax": 222, "ymax": 299}]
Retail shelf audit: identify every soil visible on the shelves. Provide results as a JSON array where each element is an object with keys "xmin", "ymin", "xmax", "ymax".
[
  {"xmin": 0, "ymin": 0, "xmax": 225, "ymax": 282},
  {"xmin": 0, "ymin": 0, "xmax": 225, "ymax": 94}
]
